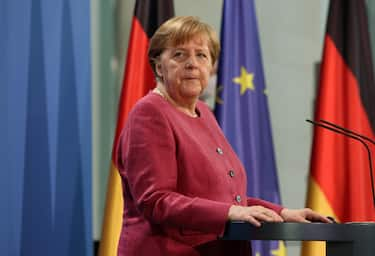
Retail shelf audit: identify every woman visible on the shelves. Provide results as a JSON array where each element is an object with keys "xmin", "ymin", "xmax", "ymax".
[{"xmin": 116, "ymin": 16, "xmax": 330, "ymax": 256}]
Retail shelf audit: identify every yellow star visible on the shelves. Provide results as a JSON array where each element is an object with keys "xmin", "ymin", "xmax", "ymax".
[
  {"xmin": 271, "ymin": 241, "xmax": 287, "ymax": 256},
  {"xmin": 255, "ymin": 252, "xmax": 261, "ymax": 256},
  {"xmin": 232, "ymin": 66, "xmax": 255, "ymax": 95}
]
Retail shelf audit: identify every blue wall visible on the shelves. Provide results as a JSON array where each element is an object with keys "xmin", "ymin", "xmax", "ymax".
[{"xmin": 1, "ymin": 0, "xmax": 92, "ymax": 255}]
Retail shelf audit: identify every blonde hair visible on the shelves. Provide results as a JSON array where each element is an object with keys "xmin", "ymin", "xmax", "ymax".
[{"xmin": 148, "ymin": 16, "xmax": 220, "ymax": 78}]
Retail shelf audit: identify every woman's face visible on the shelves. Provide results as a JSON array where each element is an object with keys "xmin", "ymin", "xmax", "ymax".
[{"xmin": 156, "ymin": 36, "xmax": 213, "ymax": 101}]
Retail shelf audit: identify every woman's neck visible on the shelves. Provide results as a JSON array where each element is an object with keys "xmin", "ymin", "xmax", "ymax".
[{"xmin": 153, "ymin": 85, "xmax": 198, "ymax": 118}]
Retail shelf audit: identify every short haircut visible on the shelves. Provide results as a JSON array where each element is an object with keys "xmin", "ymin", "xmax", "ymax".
[{"xmin": 148, "ymin": 16, "xmax": 220, "ymax": 78}]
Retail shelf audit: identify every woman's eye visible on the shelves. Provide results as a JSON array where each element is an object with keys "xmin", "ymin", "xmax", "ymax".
[
  {"xmin": 197, "ymin": 53, "xmax": 208, "ymax": 59},
  {"xmin": 173, "ymin": 51, "xmax": 184, "ymax": 58}
]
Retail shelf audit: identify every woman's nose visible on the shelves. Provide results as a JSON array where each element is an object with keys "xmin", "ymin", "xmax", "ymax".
[{"xmin": 185, "ymin": 56, "xmax": 198, "ymax": 68}]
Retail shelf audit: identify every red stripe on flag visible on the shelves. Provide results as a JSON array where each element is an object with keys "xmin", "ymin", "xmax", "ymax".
[{"xmin": 112, "ymin": 16, "xmax": 156, "ymax": 162}]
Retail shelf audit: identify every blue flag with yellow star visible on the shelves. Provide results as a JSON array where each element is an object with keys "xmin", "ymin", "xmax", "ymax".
[{"xmin": 215, "ymin": 1, "xmax": 286, "ymax": 256}]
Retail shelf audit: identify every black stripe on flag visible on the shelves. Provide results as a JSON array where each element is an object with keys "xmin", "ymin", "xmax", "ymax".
[
  {"xmin": 326, "ymin": 0, "xmax": 375, "ymax": 132},
  {"xmin": 134, "ymin": 0, "xmax": 174, "ymax": 38}
]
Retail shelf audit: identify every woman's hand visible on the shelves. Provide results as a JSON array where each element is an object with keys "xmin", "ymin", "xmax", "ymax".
[
  {"xmin": 228, "ymin": 205, "xmax": 284, "ymax": 227},
  {"xmin": 280, "ymin": 208, "xmax": 332, "ymax": 223}
]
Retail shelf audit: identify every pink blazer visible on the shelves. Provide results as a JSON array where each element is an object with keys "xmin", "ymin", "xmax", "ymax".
[{"xmin": 116, "ymin": 93, "xmax": 282, "ymax": 256}]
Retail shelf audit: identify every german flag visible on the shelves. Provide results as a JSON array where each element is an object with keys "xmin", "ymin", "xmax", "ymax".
[
  {"xmin": 302, "ymin": 0, "xmax": 375, "ymax": 255},
  {"xmin": 98, "ymin": 1, "xmax": 174, "ymax": 255}
]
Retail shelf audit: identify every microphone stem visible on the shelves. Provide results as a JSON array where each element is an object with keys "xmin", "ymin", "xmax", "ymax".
[{"xmin": 366, "ymin": 145, "xmax": 375, "ymax": 207}]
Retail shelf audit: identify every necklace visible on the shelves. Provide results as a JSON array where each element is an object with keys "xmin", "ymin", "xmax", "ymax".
[
  {"xmin": 152, "ymin": 87, "xmax": 198, "ymax": 118},
  {"xmin": 153, "ymin": 87, "xmax": 165, "ymax": 99}
]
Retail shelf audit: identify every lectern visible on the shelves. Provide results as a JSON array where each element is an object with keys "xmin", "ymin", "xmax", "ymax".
[{"xmin": 222, "ymin": 221, "xmax": 375, "ymax": 256}]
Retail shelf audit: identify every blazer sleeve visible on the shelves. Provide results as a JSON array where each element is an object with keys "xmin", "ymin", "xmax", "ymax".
[{"xmin": 118, "ymin": 102, "xmax": 231, "ymax": 235}]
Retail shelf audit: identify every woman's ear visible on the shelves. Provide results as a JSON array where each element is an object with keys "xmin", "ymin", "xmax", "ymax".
[{"xmin": 155, "ymin": 61, "xmax": 163, "ymax": 78}]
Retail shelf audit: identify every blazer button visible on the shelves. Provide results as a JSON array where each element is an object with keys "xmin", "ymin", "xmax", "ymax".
[
  {"xmin": 216, "ymin": 147, "xmax": 223, "ymax": 155},
  {"xmin": 235, "ymin": 195, "xmax": 241, "ymax": 203},
  {"xmin": 228, "ymin": 170, "xmax": 235, "ymax": 177}
]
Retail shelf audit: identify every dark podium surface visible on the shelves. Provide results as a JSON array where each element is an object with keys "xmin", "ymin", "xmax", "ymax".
[{"xmin": 222, "ymin": 221, "xmax": 375, "ymax": 256}]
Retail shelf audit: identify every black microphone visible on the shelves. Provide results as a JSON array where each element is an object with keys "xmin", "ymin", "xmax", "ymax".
[
  {"xmin": 306, "ymin": 119, "xmax": 375, "ymax": 208},
  {"xmin": 319, "ymin": 119, "xmax": 375, "ymax": 146}
]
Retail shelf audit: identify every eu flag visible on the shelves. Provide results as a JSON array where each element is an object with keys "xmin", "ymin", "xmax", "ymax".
[{"xmin": 215, "ymin": 1, "xmax": 286, "ymax": 255}]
